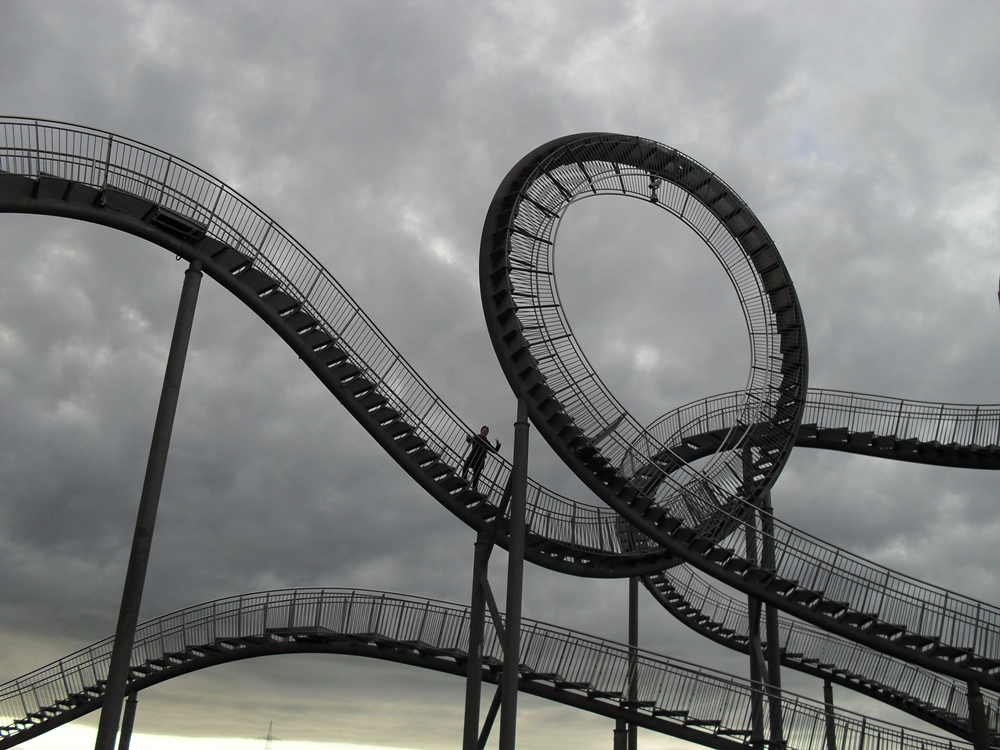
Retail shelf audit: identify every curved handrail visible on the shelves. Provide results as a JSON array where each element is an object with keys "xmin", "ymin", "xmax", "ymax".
[
  {"xmin": 0, "ymin": 588, "xmax": 973, "ymax": 750},
  {"xmin": 644, "ymin": 390, "xmax": 1000, "ymax": 470},
  {"xmin": 0, "ymin": 117, "xmax": 658, "ymax": 570},
  {"xmin": 647, "ymin": 565, "xmax": 997, "ymax": 740}
]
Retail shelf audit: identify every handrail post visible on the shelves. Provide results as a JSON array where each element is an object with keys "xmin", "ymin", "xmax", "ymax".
[
  {"xmin": 93, "ymin": 261, "xmax": 203, "ymax": 750},
  {"xmin": 499, "ymin": 399, "xmax": 529, "ymax": 750}
]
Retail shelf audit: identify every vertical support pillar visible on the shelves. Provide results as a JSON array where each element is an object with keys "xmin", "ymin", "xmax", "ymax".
[
  {"xmin": 967, "ymin": 680, "xmax": 990, "ymax": 750},
  {"xmin": 759, "ymin": 491, "xmax": 784, "ymax": 747},
  {"xmin": 117, "ymin": 692, "xmax": 139, "ymax": 750},
  {"xmin": 744, "ymin": 497, "xmax": 765, "ymax": 749},
  {"xmin": 499, "ymin": 399, "xmax": 529, "ymax": 750},
  {"xmin": 94, "ymin": 261, "xmax": 203, "ymax": 750},
  {"xmin": 628, "ymin": 575, "xmax": 638, "ymax": 750},
  {"xmin": 613, "ymin": 719, "xmax": 627, "ymax": 750},
  {"xmin": 463, "ymin": 531, "xmax": 490, "ymax": 750},
  {"xmin": 823, "ymin": 680, "xmax": 838, "ymax": 750}
]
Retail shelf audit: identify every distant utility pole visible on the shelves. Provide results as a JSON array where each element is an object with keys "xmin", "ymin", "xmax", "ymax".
[{"xmin": 256, "ymin": 722, "xmax": 280, "ymax": 750}]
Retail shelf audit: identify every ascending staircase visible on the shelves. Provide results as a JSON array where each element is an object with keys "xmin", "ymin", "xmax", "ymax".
[{"xmin": 0, "ymin": 119, "xmax": 673, "ymax": 577}]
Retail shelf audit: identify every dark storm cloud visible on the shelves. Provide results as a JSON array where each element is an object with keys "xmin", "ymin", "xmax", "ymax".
[{"xmin": 0, "ymin": 1, "xmax": 998, "ymax": 748}]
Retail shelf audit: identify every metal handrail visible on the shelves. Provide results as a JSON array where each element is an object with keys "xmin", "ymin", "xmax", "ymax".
[
  {"xmin": 0, "ymin": 117, "xmax": 649, "ymax": 558},
  {"xmin": 652, "ymin": 565, "xmax": 995, "ymax": 732},
  {"xmin": 0, "ymin": 589, "xmax": 973, "ymax": 750},
  {"xmin": 643, "ymin": 389, "xmax": 1000, "ymax": 456},
  {"xmin": 804, "ymin": 389, "xmax": 1000, "ymax": 448}
]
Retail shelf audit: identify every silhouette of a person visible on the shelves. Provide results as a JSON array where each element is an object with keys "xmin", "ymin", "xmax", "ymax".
[{"xmin": 462, "ymin": 425, "xmax": 501, "ymax": 492}]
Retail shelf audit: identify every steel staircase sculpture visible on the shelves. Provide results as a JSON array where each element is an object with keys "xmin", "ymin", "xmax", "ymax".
[
  {"xmin": 0, "ymin": 588, "xmax": 975, "ymax": 750},
  {"xmin": 480, "ymin": 133, "xmax": 1000, "ymax": 692},
  {"xmin": 0, "ymin": 119, "xmax": 997, "ymax": 744},
  {"xmin": 628, "ymin": 388, "xmax": 1000, "ymax": 741}
]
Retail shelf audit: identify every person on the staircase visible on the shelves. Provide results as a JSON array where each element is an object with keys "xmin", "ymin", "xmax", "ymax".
[{"xmin": 462, "ymin": 425, "xmax": 501, "ymax": 492}]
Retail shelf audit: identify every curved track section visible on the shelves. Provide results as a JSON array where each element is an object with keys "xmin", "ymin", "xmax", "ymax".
[
  {"xmin": 0, "ymin": 118, "xmax": 666, "ymax": 577},
  {"xmin": 647, "ymin": 390, "xmax": 1000, "ymax": 472},
  {"xmin": 480, "ymin": 134, "xmax": 808, "ymax": 531},
  {"xmin": 639, "ymin": 387, "xmax": 999, "ymax": 741},
  {"xmin": 481, "ymin": 133, "xmax": 1000, "ymax": 689},
  {"xmin": 0, "ymin": 588, "xmax": 973, "ymax": 750},
  {"xmin": 647, "ymin": 566, "xmax": 999, "ymax": 741}
]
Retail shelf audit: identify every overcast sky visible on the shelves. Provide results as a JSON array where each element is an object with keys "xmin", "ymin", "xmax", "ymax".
[{"xmin": 1, "ymin": 1, "xmax": 999, "ymax": 749}]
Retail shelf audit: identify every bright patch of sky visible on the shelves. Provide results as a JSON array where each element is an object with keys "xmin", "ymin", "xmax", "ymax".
[
  {"xmin": 792, "ymin": 127, "xmax": 844, "ymax": 167},
  {"xmin": 400, "ymin": 203, "xmax": 463, "ymax": 269},
  {"xmin": 14, "ymin": 722, "xmax": 424, "ymax": 750}
]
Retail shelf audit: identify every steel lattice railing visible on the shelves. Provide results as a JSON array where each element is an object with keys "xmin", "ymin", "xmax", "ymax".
[
  {"xmin": 803, "ymin": 390, "xmax": 1000, "ymax": 448},
  {"xmin": 651, "ymin": 565, "xmax": 999, "ymax": 733},
  {"xmin": 0, "ymin": 118, "xmax": 650, "ymax": 559},
  {"xmin": 0, "ymin": 589, "xmax": 974, "ymax": 750},
  {"xmin": 643, "ymin": 390, "xmax": 1000, "ymax": 457},
  {"xmin": 482, "ymin": 131, "xmax": 1000, "ymax": 672}
]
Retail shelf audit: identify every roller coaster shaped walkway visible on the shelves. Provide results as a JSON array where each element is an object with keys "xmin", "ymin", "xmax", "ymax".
[
  {"xmin": 0, "ymin": 588, "xmax": 980, "ymax": 750},
  {"xmin": 0, "ymin": 118, "xmax": 997, "ymax": 747}
]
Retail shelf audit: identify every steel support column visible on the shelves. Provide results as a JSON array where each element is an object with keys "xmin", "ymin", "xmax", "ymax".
[
  {"xmin": 745, "ymin": 497, "xmax": 766, "ymax": 749},
  {"xmin": 94, "ymin": 261, "xmax": 203, "ymax": 750},
  {"xmin": 823, "ymin": 680, "xmax": 837, "ymax": 750},
  {"xmin": 117, "ymin": 692, "xmax": 139, "ymax": 750},
  {"xmin": 499, "ymin": 399, "xmax": 529, "ymax": 750},
  {"xmin": 628, "ymin": 575, "xmax": 638, "ymax": 750},
  {"xmin": 967, "ymin": 680, "xmax": 990, "ymax": 750},
  {"xmin": 760, "ymin": 492, "xmax": 785, "ymax": 747},
  {"xmin": 613, "ymin": 719, "xmax": 627, "ymax": 750},
  {"xmin": 463, "ymin": 531, "xmax": 490, "ymax": 750}
]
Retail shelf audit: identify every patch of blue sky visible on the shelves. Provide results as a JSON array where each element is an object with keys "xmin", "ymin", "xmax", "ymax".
[{"xmin": 792, "ymin": 128, "xmax": 846, "ymax": 167}]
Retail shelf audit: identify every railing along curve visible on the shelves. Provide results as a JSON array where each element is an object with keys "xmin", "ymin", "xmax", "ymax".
[
  {"xmin": 0, "ymin": 117, "xmax": 658, "ymax": 566},
  {"xmin": 0, "ymin": 588, "xmax": 974, "ymax": 750}
]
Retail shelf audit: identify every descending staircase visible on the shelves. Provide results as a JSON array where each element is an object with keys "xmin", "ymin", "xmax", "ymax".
[
  {"xmin": 0, "ymin": 588, "xmax": 973, "ymax": 750},
  {"xmin": 0, "ymin": 120, "xmax": 673, "ymax": 577},
  {"xmin": 647, "ymin": 565, "xmax": 1000, "ymax": 742}
]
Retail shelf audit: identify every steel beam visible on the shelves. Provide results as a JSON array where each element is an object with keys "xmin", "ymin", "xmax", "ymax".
[
  {"xmin": 760, "ymin": 492, "xmax": 785, "ymax": 747},
  {"xmin": 463, "ymin": 531, "xmax": 490, "ymax": 750},
  {"xmin": 628, "ymin": 575, "xmax": 638, "ymax": 750},
  {"xmin": 94, "ymin": 261, "xmax": 203, "ymax": 750},
  {"xmin": 966, "ymin": 680, "xmax": 990, "ymax": 750},
  {"xmin": 823, "ymin": 680, "xmax": 837, "ymax": 750},
  {"xmin": 116, "ymin": 692, "xmax": 138, "ymax": 750},
  {"xmin": 499, "ymin": 399, "xmax": 529, "ymax": 750}
]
